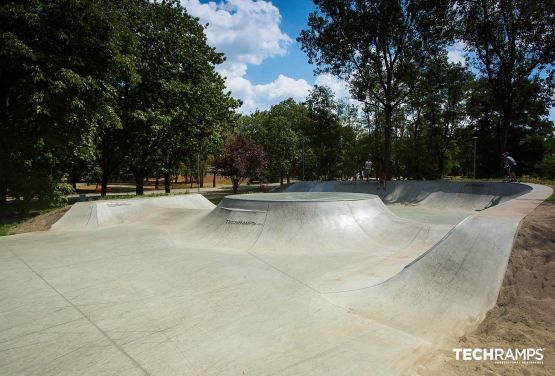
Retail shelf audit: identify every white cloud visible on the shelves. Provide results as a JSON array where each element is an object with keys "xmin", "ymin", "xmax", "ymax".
[
  {"xmin": 183, "ymin": 0, "xmax": 291, "ymax": 67},
  {"xmin": 314, "ymin": 74, "xmax": 351, "ymax": 99},
  {"xmin": 228, "ymin": 74, "xmax": 312, "ymax": 113},
  {"xmin": 182, "ymin": 0, "xmax": 315, "ymax": 113},
  {"xmin": 183, "ymin": 1, "xmax": 365, "ymax": 113},
  {"xmin": 447, "ymin": 41, "xmax": 467, "ymax": 66}
]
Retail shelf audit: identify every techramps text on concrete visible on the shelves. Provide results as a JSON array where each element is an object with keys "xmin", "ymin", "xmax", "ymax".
[{"xmin": 0, "ymin": 181, "xmax": 551, "ymax": 375}]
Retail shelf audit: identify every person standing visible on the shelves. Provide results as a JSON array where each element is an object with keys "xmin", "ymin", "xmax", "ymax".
[
  {"xmin": 364, "ymin": 160, "xmax": 373, "ymax": 181},
  {"xmin": 377, "ymin": 171, "xmax": 387, "ymax": 190},
  {"xmin": 502, "ymin": 152, "xmax": 518, "ymax": 182}
]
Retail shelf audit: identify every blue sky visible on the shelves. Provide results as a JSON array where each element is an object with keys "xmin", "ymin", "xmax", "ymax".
[
  {"xmin": 182, "ymin": 0, "xmax": 554, "ymax": 122},
  {"xmin": 182, "ymin": 0, "xmax": 349, "ymax": 113},
  {"xmin": 244, "ymin": 0, "xmax": 316, "ymax": 85}
]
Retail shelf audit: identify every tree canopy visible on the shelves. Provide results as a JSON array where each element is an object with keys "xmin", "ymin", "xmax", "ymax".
[
  {"xmin": 299, "ymin": 0, "xmax": 454, "ymax": 175},
  {"xmin": 456, "ymin": 0, "xmax": 555, "ymax": 155},
  {"xmin": 215, "ymin": 135, "xmax": 267, "ymax": 193},
  {"xmin": 0, "ymin": 0, "xmax": 238, "ymax": 207},
  {"xmin": 1, "ymin": 0, "xmax": 554, "ymax": 208}
]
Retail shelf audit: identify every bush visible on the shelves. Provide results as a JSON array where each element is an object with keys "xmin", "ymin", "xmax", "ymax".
[{"xmin": 537, "ymin": 155, "xmax": 555, "ymax": 179}]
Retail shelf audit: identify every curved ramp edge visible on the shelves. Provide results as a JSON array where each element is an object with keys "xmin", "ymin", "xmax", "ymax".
[
  {"xmin": 51, "ymin": 194, "xmax": 215, "ymax": 231},
  {"xmin": 328, "ymin": 183, "xmax": 552, "ymax": 343},
  {"xmin": 286, "ymin": 180, "xmax": 533, "ymax": 210}
]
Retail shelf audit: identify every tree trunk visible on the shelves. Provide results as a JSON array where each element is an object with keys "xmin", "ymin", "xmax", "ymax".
[
  {"xmin": 100, "ymin": 137, "xmax": 110, "ymax": 197},
  {"xmin": 232, "ymin": 178, "xmax": 239, "ymax": 194},
  {"xmin": 101, "ymin": 172, "xmax": 109, "ymax": 197},
  {"xmin": 134, "ymin": 171, "xmax": 144, "ymax": 195},
  {"xmin": 213, "ymin": 169, "xmax": 217, "ymax": 188},
  {"xmin": 280, "ymin": 174, "xmax": 283, "ymax": 186},
  {"xmin": 70, "ymin": 172, "xmax": 77, "ymax": 191},
  {"xmin": 164, "ymin": 173, "xmax": 171, "ymax": 194},
  {"xmin": 0, "ymin": 181, "xmax": 7, "ymax": 205},
  {"xmin": 287, "ymin": 174, "xmax": 290, "ymax": 184},
  {"xmin": 501, "ymin": 105, "xmax": 511, "ymax": 153},
  {"xmin": 383, "ymin": 103, "xmax": 393, "ymax": 176},
  {"xmin": 438, "ymin": 154, "xmax": 445, "ymax": 178},
  {"xmin": 155, "ymin": 176, "xmax": 159, "ymax": 190},
  {"xmin": 199, "ymin": 166, "xmax": 204, "ymax": 188},
  {"xmin": 174, "ymin": 174, "xmax": 178, "ymax": 184}
]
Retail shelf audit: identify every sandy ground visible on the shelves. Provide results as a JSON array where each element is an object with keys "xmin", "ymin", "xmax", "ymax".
[
  {"xmin": 415, "ymin": 201, "xmax": 555, "ymax": 375},
  {"xmin": 8, "ymin": 206, "xmax": 70, "ymax": 235},
  {"xmin": 6, "ymin": 196, "xmax": 555, "ymax": 375}
]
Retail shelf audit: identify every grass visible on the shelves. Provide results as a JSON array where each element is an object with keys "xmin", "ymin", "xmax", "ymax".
[
  {"xmin": 0, "ymin": 222, "xmax": 19, "ymax": 236},
  {"xmin": 0, "ymin": 200, "xmax": 67, "ymax": 237}
]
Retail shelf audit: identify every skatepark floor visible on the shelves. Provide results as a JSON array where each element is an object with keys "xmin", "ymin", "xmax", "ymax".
[
  {"xmin": 6, "ymin": 198, "xmax": 555, "ymax": 375},
  {"xmin": 0, "ymin": 181, "xmax": 552, "ymax": 375}
]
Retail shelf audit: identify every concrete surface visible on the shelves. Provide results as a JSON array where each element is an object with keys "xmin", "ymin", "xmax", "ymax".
[{"xmin": 0, "ymin": 181, "xmax": 551, "ymax": 375}]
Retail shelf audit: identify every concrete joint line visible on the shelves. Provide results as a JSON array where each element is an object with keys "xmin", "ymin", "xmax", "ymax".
[{"xmin": 4, "ymin": 244, "xmax": 151, "ymax": 376}]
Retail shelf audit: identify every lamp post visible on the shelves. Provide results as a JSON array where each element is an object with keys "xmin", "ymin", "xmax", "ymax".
[
  {"xmin": 301, "ymin": 106, "xmax": 305, "ymax": 181},
  {"xmin": 197, "ymin": 153, "xmax": 200, "ymax": 193},
  {"xmin": 472, "ymin": 136, "xmax": 478, "ymax": 179}
]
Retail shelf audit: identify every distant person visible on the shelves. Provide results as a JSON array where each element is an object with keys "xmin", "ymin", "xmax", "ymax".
[
  {"xmin": 377, "ymin": 171, "xmax": 387, "ymax": 190},
  {"xmin": 502, "ymin": 152, "xmax": 517, "ymax": 182},
  {"xmin": 364, "ymin": 160, "xmax": 373, "ymax": 181}
]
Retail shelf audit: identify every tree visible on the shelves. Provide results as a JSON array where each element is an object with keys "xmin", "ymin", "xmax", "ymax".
[
  {"xmin": 299, "ymin": 0, "xmax": 453, "ymax": 175},
  {"xmin": 403, "ymin": 55, "xmax": 473, "ymax": 178},
  {"xmin": 118, "ymin": 0, "xmax": 238, "ymax": 195},
  {"xmin": 456, "ymin": 0, "xmax": 555, "ymax": 153},
  {"xmin": 215, "ymin": 135, "xmax": 267, "ymax": 193},
  {"xmin": 465, "ymin": 75, "xmax": 553, "ymax": 178},
  {"xmin": 241, "ymin": 99, "xmax": 303, "ymax": 185},
  {"xmin": 305, "ymin": 86, "xmax": 342, "ymax": 180},
  {"xmin": 0, "ymin": 0, "xmax": 134, "ymax": 208}
]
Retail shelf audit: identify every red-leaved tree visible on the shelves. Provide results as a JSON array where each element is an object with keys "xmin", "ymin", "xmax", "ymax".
[{"xmin": 215, "ymin": 135, "xmax": 267, "ymax": 193}]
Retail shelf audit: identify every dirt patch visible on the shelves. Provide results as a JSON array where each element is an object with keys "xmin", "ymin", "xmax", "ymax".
[
  {"xmin": 416, "ymin": 201, "xmax": 555, "ymax": 375},
  {"xmin": 8, "ymin": 206, "xmax": 70, "ymax": 235}
]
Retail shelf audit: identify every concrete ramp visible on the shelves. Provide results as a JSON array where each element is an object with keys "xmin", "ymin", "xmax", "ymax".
[
  {"xmin": 51, "ymin": 194, "xmax": 215, "ymax": 231},
  {"xmin": 169, "ymin": 193, "xmax": 453, "ymax": 292},
  {"xmin": 287, "ymin": 181, "xmax": 552, "ymax": 345},
  {"xmin": 286, "ymin": 180, "xmax": 532, "ymax": 210},
  {"xmin": 0, "ymin": 182, "xmax": 551, "ymax": 375}
]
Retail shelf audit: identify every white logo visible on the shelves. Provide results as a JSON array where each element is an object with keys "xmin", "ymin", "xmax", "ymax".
[{"xmin": 453, "ymin": 348, "xmax": 544, "ymax": 365}]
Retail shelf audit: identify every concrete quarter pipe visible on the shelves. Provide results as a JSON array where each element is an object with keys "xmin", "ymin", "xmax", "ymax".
[{"xmin": 0, "ymin": 181, "xmax": 551, "ymax": 375}]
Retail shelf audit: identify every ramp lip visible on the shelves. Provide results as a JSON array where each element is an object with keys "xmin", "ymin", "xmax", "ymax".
[{"xmin": 224, "ymin": 192, "xmax": 377, "ymax": 202}]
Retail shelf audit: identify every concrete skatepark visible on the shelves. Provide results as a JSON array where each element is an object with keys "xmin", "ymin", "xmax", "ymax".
[{"xmin": 0, "ymin": 181, "xmax": 552, "ymax": 375}]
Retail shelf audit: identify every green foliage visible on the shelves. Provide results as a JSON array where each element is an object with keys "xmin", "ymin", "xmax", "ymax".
[
  {"xmin": 0, "ymin": 0, "xmax": 136, "ymax": 204},
  {"xmin": 2, "ymin": 0, "xmax": 554, "ymax": 199},
  {"xmin": 241, "ymin": 91, "xmax": 362, "ymax": 182},
  {"xmin": 393, "ymin": 55, "xmax": 473, "ymax": 179},
  {"xmin": 1, "ymin": 0, "xmax": 238, "ymax": 203},
  {"xmin": 299, "ymin": 0, "xmax": 454, "ymax": 174},
  {"xmin": 537, "ymin": 136, "xmax": 555, "ymax": 179},
  {"xmin": 304, "ymin": 86, "xmax": 343, "ymax": 179},
  {"xmin": 456, "ymin": 0, "xmax": 555, "ymax": 151},
  {"xmin": 118, "ymin": 0, "xmax": 239, "ymax": 194},
  {"xmin": 241, "ymin": 99, "xmax": 303, "ymax": 182}
]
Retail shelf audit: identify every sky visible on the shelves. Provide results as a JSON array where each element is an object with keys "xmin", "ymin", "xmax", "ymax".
[
  {"xmin": 181, "ymin": 0, "xmax": 349, "ymax": 113},
  {"xmin": 181, "ymin": 0, "xmax": 555, "ymax": 122}
]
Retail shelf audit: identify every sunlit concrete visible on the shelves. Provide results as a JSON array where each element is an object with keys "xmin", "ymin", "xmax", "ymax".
[{"xmin": 0, "ymin": 181, "xmax": 551, "ymax": 375}]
